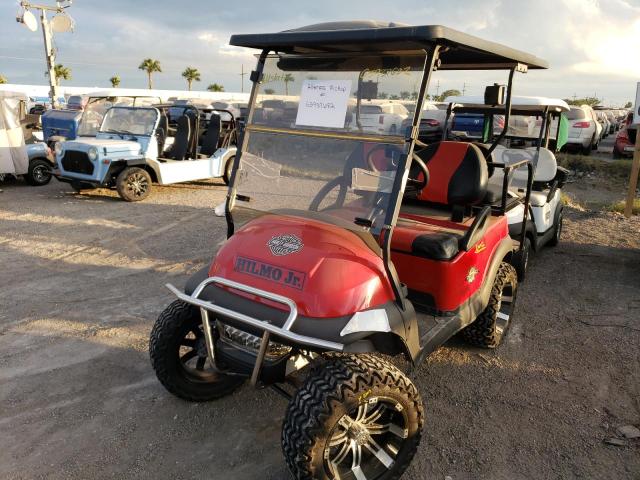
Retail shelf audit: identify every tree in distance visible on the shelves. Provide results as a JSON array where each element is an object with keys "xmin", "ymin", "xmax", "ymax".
[
  {"xmin": 182, "ymin": 67, "xmax": 201, "ymax": 91},
  {"xmin": 139, "ymin": 59, "xmax": 162, "ymax": 89},
  {"xmin": 207, "ymin": 83, "xmax": 224, "ymax": 92}
]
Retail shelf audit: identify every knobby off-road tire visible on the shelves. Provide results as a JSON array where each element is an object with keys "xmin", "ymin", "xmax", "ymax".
[
  {"xmin": 116, "ymin": 167, "xmax": 152, "ymax": 202},
  {"xmin": 149, "ymin": 300, "xmax": 244, "ymax": 402},
  {"xmin": 282, "ymin": 354, "xmax": 424, "ymax": 480},
  {"xmin": 462, "ymin": 262, "xmax": 518, "ymax": 348}
]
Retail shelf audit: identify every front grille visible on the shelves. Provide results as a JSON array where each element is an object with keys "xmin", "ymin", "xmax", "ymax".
[
  {"xmin": 61, "ymin": 151, "xmax": 94, "ymax": 175},
  {"xmin": 220, "ymin": 324, "xmax": 292, "ymax": 359}
]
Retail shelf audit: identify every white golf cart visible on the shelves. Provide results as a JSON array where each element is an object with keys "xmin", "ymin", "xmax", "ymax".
[
  {"xmin": 53, "ymin": 103, "xmax": 237, "ymax": 201},
  {"xmin": 445, "ymin": 95, "xmax": 571, "ymax": 279}
]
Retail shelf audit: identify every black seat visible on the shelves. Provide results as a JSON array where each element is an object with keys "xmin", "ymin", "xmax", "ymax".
[
  {"xmin": 412, "ymin": 231, "xmax": 462, "ymax": 260},
  {"xmin": 165, "ymin": 115, "xmax": 190, "ymax": 160},
  {"xmin": 200, "ymin": 114, "xmax": 221, "ymax": 156},
  {"xmin": 156, "ymin": 114, "xmax": 169, "ymax": 154}
]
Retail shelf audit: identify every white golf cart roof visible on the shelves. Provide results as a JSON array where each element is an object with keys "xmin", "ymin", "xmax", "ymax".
[
  {"xmin": 0, "ymin": 90, "xmax": 29, "ymax": 101},
  {"xmin": 445, "ymin": 95, "xmax": 570, "ymax": 112},
  {"xmin": 84, "ymin": 89, "xmax": 160, "ymax": 98}
]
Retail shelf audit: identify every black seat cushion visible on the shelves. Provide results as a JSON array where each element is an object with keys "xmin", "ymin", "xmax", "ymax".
[
  {"xmin": 411, "ymin": 231, "xmax": 462, "ymax": 260},
  {"xmin": 165, "ymin": 115, "xmax": 190, "ymax": 160},
  {"xmin": 200, "ymin": 114, "xmax": 222, "ymax": 156}
]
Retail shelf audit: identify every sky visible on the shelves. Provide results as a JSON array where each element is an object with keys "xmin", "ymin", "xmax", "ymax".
[{"xmin": 1, "ymin": 0, "xmax": 639, "ymax": 106}]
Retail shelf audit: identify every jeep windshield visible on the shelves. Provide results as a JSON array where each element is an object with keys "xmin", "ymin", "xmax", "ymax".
[
  {"xmin": 233, "ymin": 53, "xmax": 426, "ymax": 236},
  {"xmin": 77, "ymin": 96, "xmax": 159, "ymax": 137},
  {"xmin": 99, "ymin": 107, "xmax": 158, "ymax": 136}
]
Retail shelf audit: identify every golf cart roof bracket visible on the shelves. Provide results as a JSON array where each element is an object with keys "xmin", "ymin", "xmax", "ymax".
[
  {"xmin": 487, "ymin": 67, "xmax": 516, "ymax": 157},
  {"xmin": 250, "ymin": 70, "xmax": 263, "ymax": 83}
]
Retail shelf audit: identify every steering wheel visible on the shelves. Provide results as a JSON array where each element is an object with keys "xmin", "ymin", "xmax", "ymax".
[
  {"xmin": 365, "ymin": 144, "xmax": 403, "ymax": 172},
  {"xmin": 405, "ymin": 153, "xmax": 429, "ymax": 194},
  {"xmin": 309, "ymin": 175, "xmax": 349, "ymax": 212}
]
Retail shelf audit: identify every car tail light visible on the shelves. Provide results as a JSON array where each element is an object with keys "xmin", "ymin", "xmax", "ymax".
[
  {"xmin": 573, "ymin": 121, "xmax": 591, "ymax": 128},
  {"xmin": 379, "ymin": 115, "xmax": 384, "ymax": 124},
  {"xmin": 423, "ymin": 119, "xmax": 440, "ymax": 127}
]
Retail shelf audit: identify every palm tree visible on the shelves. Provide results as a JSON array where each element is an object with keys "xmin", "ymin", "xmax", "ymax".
[
  {"xmin": 138, "ymin": 58, "xmax": 162, "ymax": 89},
  {"xmin": 207, "ymin": 83, "xmax": 224, "ymax": 92},
  {"xmin": 109, "ymin": 75, "xmax": 120, "ymax": 88},
  {"xmin": 283, "ymin": 74, "xmax": 294, "ymax": 96},
  {"xmin": 54, "ymin": 64, "xmax": 71, "ymax": 84},
  {"xmin": 0, "ymin": 75, "xmax": 7, "ymax": 84},
  {"xmin": 181, "ymin": 67, "xmax": 201, "ymax": 91}
]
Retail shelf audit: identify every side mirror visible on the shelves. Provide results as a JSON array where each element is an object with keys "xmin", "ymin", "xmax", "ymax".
[{"xmin": 485, "ymin": 84, "xmax": 505, "ymax": 106}]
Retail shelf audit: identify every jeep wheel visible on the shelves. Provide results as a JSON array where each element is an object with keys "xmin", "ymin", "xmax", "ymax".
[
  {"xmin": 25, "ymin": 158, "xmax": 52, "ymax": 186},
  {"xmin": 511, "ymin": 237, "xmax": 531, "ymax": 282},
  {"xmin": 222, "ymin": 156, "xmax": 235, "ymax": 185},
  {"xmin": 149, "ymin": 300, "xmax": 244, "ymax": 401},
  {"xmin": 116, "ymin": 167, "xmax": 152, "ymax": 202},
  {"xmin": 462, "ymin": 262, "xmax": 518, "ymax": 348},
  {"xmin": 548, "ymin": 210, "xmax": 563, "ymax": 247},
  {"xmin": 282, "ymin": 354, "xmax": 423, "ymax": 480}
]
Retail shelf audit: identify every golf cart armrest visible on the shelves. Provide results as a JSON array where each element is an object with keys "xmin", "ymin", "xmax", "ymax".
[{"xmin": 459, "ymin": 206, "xmax": 491, "ymax": 252}]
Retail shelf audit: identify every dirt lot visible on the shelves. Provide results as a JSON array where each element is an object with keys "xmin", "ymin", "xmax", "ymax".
[{"xmin": 1, "ymin": 175, "xmax": 639, "ymax": 480}]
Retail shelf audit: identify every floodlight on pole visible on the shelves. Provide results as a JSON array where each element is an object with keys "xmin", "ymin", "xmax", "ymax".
[{"xmin": 15, "ymin": 1, "xmax": 75, "ymax": 108}]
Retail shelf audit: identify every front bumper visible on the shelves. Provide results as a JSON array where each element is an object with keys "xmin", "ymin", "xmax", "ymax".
[
  {"xmin": 52, "ymin": 170, "xmax": 102, "ymax": 188},
  {"xmin": 167, "ymin": 276, "xmax": 345, "ymax": 385}
]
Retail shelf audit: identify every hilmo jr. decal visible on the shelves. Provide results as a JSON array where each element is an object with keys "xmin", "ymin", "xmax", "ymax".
[
  {"xmin": 234, "ymin": 256, "xmax": 306, "ymax": 290},
  {"xmin": 267, "ymin": 234, "xmax": 303, "ymax": 256}
]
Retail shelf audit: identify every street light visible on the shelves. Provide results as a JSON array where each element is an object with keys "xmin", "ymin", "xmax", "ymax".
[{"xmin": 16, "ymin": 1, "xmax": 75, "ymax": 108}]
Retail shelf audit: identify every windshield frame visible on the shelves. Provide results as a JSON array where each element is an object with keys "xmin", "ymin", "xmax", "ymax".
[{"xmin": 98, "ymin": 106, "xmax": 159, "ymax": 137}]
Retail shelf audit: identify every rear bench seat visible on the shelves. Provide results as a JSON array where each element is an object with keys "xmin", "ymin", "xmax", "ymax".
[{"xmin": 391, "ymin": 141, "xmax": 490, "ymax": 260}]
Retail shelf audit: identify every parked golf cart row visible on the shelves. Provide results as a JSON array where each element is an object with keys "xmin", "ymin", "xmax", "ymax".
[{"xmin": 144, "ymin": 20, "xmax": 573, "ymax": 480}]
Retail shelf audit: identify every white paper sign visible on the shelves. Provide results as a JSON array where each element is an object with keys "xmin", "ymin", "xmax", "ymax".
[
  {"xmin": 295, "ymin": 80, "xmax": 352, "ymax": 129},
  {"xmin": 634, "ymin": 82, "xmax": 640, "ymax": 126}
]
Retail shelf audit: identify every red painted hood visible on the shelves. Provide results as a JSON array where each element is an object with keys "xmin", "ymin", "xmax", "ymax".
[{"xmin": 209, "ymin": 214, "xmax": 394, "ymax": 318}]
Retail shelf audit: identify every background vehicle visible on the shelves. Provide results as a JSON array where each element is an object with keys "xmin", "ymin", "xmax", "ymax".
[
  {"xmin": 564, "ymin": 105, "xmax": 599, "ymax": 154},
  {"xmin": 613, "ymin": 112, "xmax": 636, "ymax": 158},
  {"xmin": 595, "ymin": 110, "xmax": 610, "ymax": 140},
  {"xmin": 351, "ymin": 101, "xmax": 409, "ymax": 134},
  {"xmin": 53, "ymin": 104, "xmax": 238, "ymax": 200},
  {"xmin": 148, "ymin": 21, "xmax": 547, "ymax": 480},
  {"xmin": 445, "ymin": 95, "xmax": 570, "ymax": 280},
  {"xmin": 605, "ymin": 110, "xmax": 618, "ymax": 133},
  {"xmin": 41, "ymin": 90, "xmax": 162, "ymax": 145},
  {"xmin": 66, "ymin": 95, "xmax": 88, "ymax": 111}
]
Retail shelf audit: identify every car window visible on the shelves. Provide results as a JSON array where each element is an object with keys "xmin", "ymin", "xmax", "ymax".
[
  {"xmin": 361, "ymin": 105, "xmax": 382, "ymax": 114},
  {"xmin": 567, "ymin": 108, "xmax": 586, "ymax": 120}
]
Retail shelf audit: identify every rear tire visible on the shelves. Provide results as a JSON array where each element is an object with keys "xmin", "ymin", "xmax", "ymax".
[
  {"xmin": 462, "ymin": 262, "xmax": 518, "ymax": 348},
  {"xmin": 282, "ymin": 354, "xmax": 423, "ymax": 480},
  {"xmin": 511, "ymin": 237, "xmax": 531, "ymax": 282},
  {"xmin": 25, "ymin": 158, "xmax": 52, "ymax": 186},
  {"xmin": 222, "ymin": 155, "xmax": 235, "ymax": 185},
  {"xmin": 149, "ymin": 300, "xmax": 244, "ymax": 401},
  {"xmin": 548, "ymin": 210, "xmax": 563, "ymax": 247},
  {"xmin": 116, "ymin": 167, "xmax": 152, "ymax": 202}
]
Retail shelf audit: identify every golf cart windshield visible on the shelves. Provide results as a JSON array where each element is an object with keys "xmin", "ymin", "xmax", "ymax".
[
  {"xmin": 234, "ymin": 53, "xmax": 426, "ymax": 237},
  {"xmin": 99, "ymin": 107, "xmax": 158, "ymax": 136},
  {"xmin": 78, "ymin": 96, "xmax": 159, "ymax": 137}
]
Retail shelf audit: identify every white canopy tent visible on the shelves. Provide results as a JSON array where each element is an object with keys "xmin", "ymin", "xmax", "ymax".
[{"xmin": 0, "ymin": 91, "xmax": 29, "ymax": 176}]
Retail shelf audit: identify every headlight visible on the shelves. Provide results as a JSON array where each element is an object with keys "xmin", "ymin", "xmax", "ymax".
[
  {"xmin": 87, "ymin": 147, "xmax": 98, "ymax": 161},
  {"xmin": 54, "ymin": 142, "xmax": 63, "ymax": 156}
]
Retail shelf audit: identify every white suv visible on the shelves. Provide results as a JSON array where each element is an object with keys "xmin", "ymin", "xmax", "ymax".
[
  {"xmin": 565, "ymin": 105, "xmax": 601, "ymax": 155},
  {"xmin": 354, "ymin": 102, "xmax": 409, "ymax": 135}
]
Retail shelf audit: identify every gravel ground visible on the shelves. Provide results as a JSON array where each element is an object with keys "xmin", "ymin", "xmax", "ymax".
[{"xmin": 0, "ymin": 176, "xmax": 639, "ymax": 480}]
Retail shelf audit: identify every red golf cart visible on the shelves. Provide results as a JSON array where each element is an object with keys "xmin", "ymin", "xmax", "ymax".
[{"xmin": 149, "ymin": 21, "xmax": 547, "ymax": 480}]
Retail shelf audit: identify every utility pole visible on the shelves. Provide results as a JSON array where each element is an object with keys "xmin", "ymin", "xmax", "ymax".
[
  {"xmin": 462, "ymin": 82, "xmax": 468, "ymax": 95},
  {"xmin": 16, "ymin": 1, "xmax": 74, "ymax": 109},
  {"xmin": 239, "ymin": 64, "xmax": 247, "ymax": 93},
  {"xmin": 435, "ymin": 80, "xmax": 440, "ymax": 97}
]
